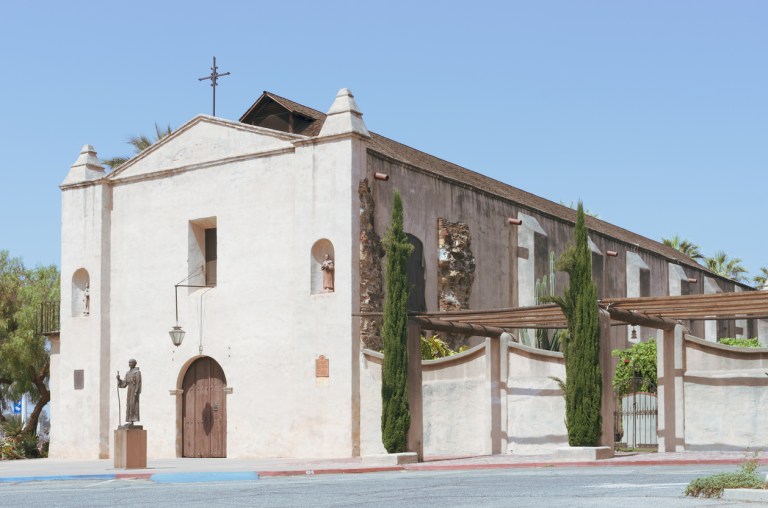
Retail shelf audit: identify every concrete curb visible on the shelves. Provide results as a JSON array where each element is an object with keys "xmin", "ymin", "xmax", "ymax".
[
  {"xmin": 1, "ymin": 455, "xmax": 765, "ymax": 484},
  {"xmin": 0, "ymin": 474, "xmax": 115, "ymax": 483},
  {"xmin": 721, "ymin": 488, "xmax": 768, "ymax": 502}
]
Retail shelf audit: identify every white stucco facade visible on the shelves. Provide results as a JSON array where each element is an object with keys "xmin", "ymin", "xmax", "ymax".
[{"xmin": 52, "ymin": 91, "xmax": 368, "ymax": 459}]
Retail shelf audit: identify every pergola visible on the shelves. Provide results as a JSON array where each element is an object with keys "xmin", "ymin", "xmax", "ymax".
[
  {"xmin": 395, "ymin": 290, "xmax": 768, "ymax": 457},
  {"xmin": 411, "ymin": 291, "xmax": 768, "ymax": 334}
]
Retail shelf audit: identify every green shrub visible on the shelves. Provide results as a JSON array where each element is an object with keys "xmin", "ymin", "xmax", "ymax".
[
  {"xmin": 612, "ymin": 340, "xmax": 657, "ymax": 395},
  {"xmin": 685, "ymin": 455, "xmax": 764, "ymax": 498},
  {"xmin": 421, "ymin": 335, "xmax": 455, "ymax": 360},
  {"xmin": 420, "ymin": 335, "xmax": 469, "ymax": 360},
  {"xmin": 718, "ymin": 337, "xmax": 760, "ymax": 348}
]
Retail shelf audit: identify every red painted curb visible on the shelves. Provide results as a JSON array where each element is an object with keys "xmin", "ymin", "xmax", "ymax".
[
  {"xmin": 405, "ymin": 457, "xmax": 767, "ymax": 471},
  {"xmin": 255, "ymin": 458, "xmax": 760, "ymax": 477},
  {"xmin": 259, "ymin": 466, "xmax": 404, "ymax": 477},
  {"xmin": 115, "ymin": 473, "xmax": 153, "ymax": 480}
]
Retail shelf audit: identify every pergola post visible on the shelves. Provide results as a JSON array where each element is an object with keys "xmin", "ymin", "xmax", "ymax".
[
  {"xmin": 598, "ymin": 310, "xmax": 615, "ymax": 448},
  {"xmin": 657, "ymin": 324, "xmax": 686, "ymax": 452},
  {"xmin": 406, "ymin": 320, "xmax": 423, "ymax": 460}
]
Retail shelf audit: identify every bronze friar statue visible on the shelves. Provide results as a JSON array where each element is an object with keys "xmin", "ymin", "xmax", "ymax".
[{"xmin": 116, "ymin": 358, "xmax": 142, "ymax": 427}]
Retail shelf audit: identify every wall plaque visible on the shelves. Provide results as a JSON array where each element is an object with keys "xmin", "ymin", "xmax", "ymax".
[{"xmin": 315, "ymin": 355, "xmax": 329, "ymax": 378}]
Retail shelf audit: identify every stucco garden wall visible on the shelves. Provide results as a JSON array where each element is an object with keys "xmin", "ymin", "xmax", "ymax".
[
  {"xmin": 359, "ymin": 347, "xmax": 491, "ymax": 457},
  {"xmin": 506, "ymin": 342, "xmax": 567, "ymax": 454},
  {"xmin": 682, "ymin": 335, "xmax": 768, "ymax": 450},
  {"xmin": 359, "ymin": 337, "xmax": 567, "ymax": 457},
  {"xmin": 421, "ymin": 343, "xmax": 489, "ymax": 455}
]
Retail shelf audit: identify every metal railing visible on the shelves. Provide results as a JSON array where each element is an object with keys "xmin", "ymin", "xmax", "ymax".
[{"xmin": 38, "ymin": 301, "xmax": 60, "ymax": 336}]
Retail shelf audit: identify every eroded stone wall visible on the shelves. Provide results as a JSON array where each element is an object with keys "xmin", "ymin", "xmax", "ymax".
[
  {"xmin": 359, "ymin": 178, "xmax": 384, "ymax": 350},
  {"xmin": 437, "ymin": 218, "xmax": 476, "ymax": 311}
]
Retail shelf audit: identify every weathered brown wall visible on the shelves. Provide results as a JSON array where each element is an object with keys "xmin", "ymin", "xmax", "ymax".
[{"xmin": 364, "ymin": 151, "xmax": 748, "ymax": 352}]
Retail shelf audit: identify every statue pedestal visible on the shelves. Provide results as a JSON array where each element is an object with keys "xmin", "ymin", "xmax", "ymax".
[{"xmin": 114, "ymin": 427, "xmax": 147, "ymax": 469}]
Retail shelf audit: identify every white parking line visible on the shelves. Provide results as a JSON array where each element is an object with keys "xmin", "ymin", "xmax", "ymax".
[
  {"xmin": 86, "ymin": 479, "xmax": 117, "ymax": 487},
  {"xmin": 586, "ymin": 482, "xmax": 688, "ymax": 489}
]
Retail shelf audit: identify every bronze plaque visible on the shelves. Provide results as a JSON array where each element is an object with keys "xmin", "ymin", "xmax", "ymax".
[{"xmin": 316, "ymin": 355, "xmax": 329, "ymax": 378}]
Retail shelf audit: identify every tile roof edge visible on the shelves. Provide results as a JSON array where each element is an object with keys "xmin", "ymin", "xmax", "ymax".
[{"xmin": 364, "ymin": 134, "xmax": 741, "ymax": 283}]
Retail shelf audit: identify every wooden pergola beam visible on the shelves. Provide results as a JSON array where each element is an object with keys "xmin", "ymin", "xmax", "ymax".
[
  {"xmin": 601, "ymin": 306, "xmax": 682, "ymax": 331},
  {"xmin": 409, "ymin": 316, "xmax": 510, "ymax": 338},
  {"xmin": 357, "ymin": 291, "xmax": 767, "ymax": 336}
]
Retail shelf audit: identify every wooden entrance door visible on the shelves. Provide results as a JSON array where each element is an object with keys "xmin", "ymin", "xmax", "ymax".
[{"xmin": 182, "ymin": 357, "xmax": 227, "ymax": 457}]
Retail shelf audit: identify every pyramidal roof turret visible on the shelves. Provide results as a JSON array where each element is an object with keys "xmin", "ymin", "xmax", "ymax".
[
  {"xmin": 318, "ymin": 88, "xmax": 370, "ymax": 138},
  {"xmin": 62, "ymin": 145, "xmax": 106, "ymax": 186}
]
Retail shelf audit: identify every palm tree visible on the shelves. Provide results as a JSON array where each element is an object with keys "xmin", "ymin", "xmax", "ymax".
[
  {"xmin": 662, "ymin": 235, "xmax": 704, "ymax": 261},
  {"xmin": 705, "ymin": 251, "xmax": 748, "ymax": 283},
  {"xmin": 102, "ymin": 123, "xmax": 173, "ymax": 169},
  {"xmin": 753, "ymin": 267, "xmax": 768, "ymax": 288}
]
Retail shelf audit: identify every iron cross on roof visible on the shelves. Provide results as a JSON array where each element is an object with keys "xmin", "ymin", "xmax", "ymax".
[{"xmin": 199, "ymin": 56, "xmax": 230, "ymax": 117}]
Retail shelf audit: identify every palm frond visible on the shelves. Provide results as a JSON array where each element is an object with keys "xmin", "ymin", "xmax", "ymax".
[{"xmin": 101, "ymin": 156, "xmax": 129, "ymax": 169}]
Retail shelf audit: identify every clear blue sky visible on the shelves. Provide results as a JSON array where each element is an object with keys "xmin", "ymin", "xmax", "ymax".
[{"xmin": 1, "ymin": 1, "xmax": 766, "ymax": 282}]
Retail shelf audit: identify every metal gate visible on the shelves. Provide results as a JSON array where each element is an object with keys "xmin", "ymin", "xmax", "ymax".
[{"xmin": 613, "ymin": 377, "xmax": 658, "ymax": 450}]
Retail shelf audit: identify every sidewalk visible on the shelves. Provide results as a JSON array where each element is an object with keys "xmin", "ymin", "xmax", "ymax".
[{"xmin": 1, "ymin": 451, "xmax": 765, "ymax": 484}]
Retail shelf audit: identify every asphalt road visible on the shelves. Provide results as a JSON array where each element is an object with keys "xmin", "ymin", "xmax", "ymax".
[{"xmin": 0, "ymin": 465, "xmax": 750, "ymax": 507}]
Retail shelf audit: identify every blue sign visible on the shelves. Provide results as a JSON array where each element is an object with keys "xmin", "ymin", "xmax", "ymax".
[{"xmin": 12, "ymin": 400, "xmax": 22, "ymax": 414}]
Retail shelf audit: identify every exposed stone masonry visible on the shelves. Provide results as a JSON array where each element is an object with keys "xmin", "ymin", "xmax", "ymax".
[
  {"xmin": 359, "ymin": 179, "xmax": 385, "ymax": 350},
  {"xmin": 437, "ymin": 218, "xmax": 476, "ymax": 312}
]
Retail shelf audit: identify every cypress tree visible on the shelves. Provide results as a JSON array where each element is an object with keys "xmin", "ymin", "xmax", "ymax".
[
  {"xmin": 380, "ymin": 191, "xmax": 414, "ymax": 453},
  {"xmin": 549, "ymin": 202, "xmax": 601, "ymax": 446}
]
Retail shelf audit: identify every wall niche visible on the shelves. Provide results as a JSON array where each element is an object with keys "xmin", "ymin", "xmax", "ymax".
[
  {"xmin": 311, "ymin": 239, "xmax": 335, "ymax": 295},
  {"xmin": 71, "ymin": 268, "xmax": 90, "ymax": 317}
]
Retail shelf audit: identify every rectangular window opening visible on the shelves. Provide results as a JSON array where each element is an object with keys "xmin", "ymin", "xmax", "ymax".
[
  {"xmin": 205, "ymin": 228, "xmax": 217, "ymax": 286},
  {"xmin": 188, "ymin": 217, "xmax": 217, "ymax": 288}
]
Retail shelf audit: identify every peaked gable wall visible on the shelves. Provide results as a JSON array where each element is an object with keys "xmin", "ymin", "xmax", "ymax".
[{"xmin": 109, "ymin": 117, "xmax": 300, "ymax": 182}]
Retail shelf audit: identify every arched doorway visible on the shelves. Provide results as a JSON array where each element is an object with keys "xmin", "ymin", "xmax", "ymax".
[{"xmin": 182, "ymin": 357, "xmax": 227, "ymax": 457}]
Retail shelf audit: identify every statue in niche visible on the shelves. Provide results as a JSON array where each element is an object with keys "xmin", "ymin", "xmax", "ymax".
[
  {"xmin": 116, "ymin": 359, "xmax": 142, "ymax": 427},
  {"xmin": 83, "ymin": 282, "xmax": 90, "ymax": 315},
  {"xmin": 321, "ymin": 254, "xmax": 335, "ymax": 292}
]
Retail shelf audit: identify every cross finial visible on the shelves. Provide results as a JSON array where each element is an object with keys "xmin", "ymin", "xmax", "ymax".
[{"xmin": 198, "ymin": 56, "xmax": 230, "ymax": 116}]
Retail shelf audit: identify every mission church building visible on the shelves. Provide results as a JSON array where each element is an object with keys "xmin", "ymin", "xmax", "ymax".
[{"xmin": 51, "ymin": 88, "xmax": 755, "ymax": 460}]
